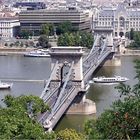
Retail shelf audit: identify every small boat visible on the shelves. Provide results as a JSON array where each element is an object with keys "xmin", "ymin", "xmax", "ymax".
[
  {"xmin": 92, "ymin": 76, "xmax": 129, "ymax": 83},
  {"xmin": 24, "ymin": 49, "xmax": 50, "ymax": 57},
  {"xmin": 0, "ymin": 81, "xmax": 13, "ymax": 89}
]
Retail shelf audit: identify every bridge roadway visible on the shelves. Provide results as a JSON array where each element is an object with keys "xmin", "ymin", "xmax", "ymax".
[{"xmin": 38, "ymin": 36, "xmax": 114, "ymax": 131}]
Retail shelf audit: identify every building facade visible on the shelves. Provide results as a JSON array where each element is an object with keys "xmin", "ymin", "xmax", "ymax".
[
  {"xmin": 0, "ymin": 10, "xmax": 20, "ymax": 38},
  {"xmin": 93, "ymin": 1, "xmax": 140, "ymax": 38},
  {"xmin": 19, "ymin": 8, "xmax": 91, "ymax": 34},
  {"xmin": 13, "ymin": 2, "xmax": 46, "ymax": 10}
]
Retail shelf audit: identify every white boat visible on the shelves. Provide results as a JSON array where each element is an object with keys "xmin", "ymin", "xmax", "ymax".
[
  {"xmin": 0, "ymin": 81, "xmax": 13, "ymax": 89},
  {"xmin": 24, "ymin": 49, "xmax": 50, "ymax": 57},
  {"xmin": 92, "ymin": 76, "xmax": 129, "ymax": 83}
]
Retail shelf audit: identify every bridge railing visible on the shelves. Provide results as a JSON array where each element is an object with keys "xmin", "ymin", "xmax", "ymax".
[
  {"xmin": 51, "ymin": 61, "xmax": 74, "ymax": 114},
  {"xmin": 40, "ymin": 61, "xmax": 58, "ymax": 99},
  {"xmin": 43, "ymin": 62, "xmax": 76, "ymax": 129}
]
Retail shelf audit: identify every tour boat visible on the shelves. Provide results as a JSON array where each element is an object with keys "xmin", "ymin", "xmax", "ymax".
[
  {"xmin": 24, "ymin": 49, "xmax": 50, "ymax": 57},
  {"xmin": 0, "ymin": 81, "xmax": 13, "ymax": 89},
  {"xmin": 92, "ymin": 76, "xmax": 129, "ymax": 83}
]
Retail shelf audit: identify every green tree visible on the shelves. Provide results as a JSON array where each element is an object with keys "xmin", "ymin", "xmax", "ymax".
[
  {"xmin": 41, "ymin": 24, "xmax": 50, "ymax": 37},
  {"xmin": 84, "ymin": 119, "xmax": 102, "ymax": 139},
  {"xmin": 20, "ymin": 29, "xmax": 32, "ymax": 39},
  {"xmin": 0, "ymin": 95, "xmax": 52, "ymax": 139},
  {"xmin": 130, "ymin": 28, "xmax": 134, "ymax": 40},
  {"xmin": 38, "ymin": 35, "xmax": 51, "ymax": 48},
  {"xmin": 57, "ymin": 31, "xmax": 93, "ymax": 48},
  {"xmin": 41, "ymin": 23, "xmax": 54, "ymax": 36},
  {"xmin": 56, "ymin": 128, "xmax": 85, "ymax": 140},
  {"xmin": 48, "ymin": 24, "xmax": 55, "ymax": 36},
  {"xmin": 129, "ymin": 31, "xmax": 140, "ymax": 48},
  {"xmin": 56, "ymin": 21, "xmax": 73, "ymax": 35},
  {"xmin": 80, "ymin": 31, "xmax": 94, "ymax": 49}
]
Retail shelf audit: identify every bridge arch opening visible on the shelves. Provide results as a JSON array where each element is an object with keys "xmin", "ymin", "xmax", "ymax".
[{"xmin": 60, "ymin": 62, "xmax": 70, "ymax": 85}]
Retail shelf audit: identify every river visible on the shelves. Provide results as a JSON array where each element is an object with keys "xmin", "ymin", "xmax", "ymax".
[{"xmin": 0, "ymin": 55, "xmax": 139, "ymax": 131}]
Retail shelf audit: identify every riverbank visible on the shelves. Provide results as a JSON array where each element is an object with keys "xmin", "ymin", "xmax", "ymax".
[
  {"xmin": 1, "ymin": 47, "xmax": 140, "ymax": 56},
  {"xmin": 121, "ymin": 49, "xmax": 140, "ymax": 56},
  {"xmin": 0, "ymin": 47, "xmax": 34, "ymax": 56}
]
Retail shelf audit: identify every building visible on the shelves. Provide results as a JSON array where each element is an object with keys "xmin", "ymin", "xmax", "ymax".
[
  {"xmin": 13, "ymin": 2, "xmax": 46, "ymax": 10},
  {"xmin": 0, "ymin": 9, "xmax": 20, "ymax": 38},
  {"xmin": 93, "ymin": 1, "xmax": 140, "ymax": 38},
  {"xmin": 19, "ymin": 7, "xmax": 91, "ymax": 34}
]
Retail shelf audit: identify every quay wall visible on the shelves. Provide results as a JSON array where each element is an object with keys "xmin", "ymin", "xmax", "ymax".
[{"xmin": 0, "ymin": 47, "xmax": 33, "ymax": 55}]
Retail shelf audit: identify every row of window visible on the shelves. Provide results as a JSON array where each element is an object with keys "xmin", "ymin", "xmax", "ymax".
[{"xmin": 0, "ymin": 22, "xmax": 11, "ymax": 27}]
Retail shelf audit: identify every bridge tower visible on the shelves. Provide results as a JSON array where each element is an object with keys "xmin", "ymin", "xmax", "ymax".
[
  {"xmin": 49, "ymin": 47, "xmax": 84, "ymax": 90},
  {"xmin": 93, "ymin": 27, "xmax": 114, "ymax": 48}
]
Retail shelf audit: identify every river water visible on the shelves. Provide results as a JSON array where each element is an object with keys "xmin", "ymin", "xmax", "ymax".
[{"xmin": 0, "ymin": 55, "xmax": 139, "ymax": 131}]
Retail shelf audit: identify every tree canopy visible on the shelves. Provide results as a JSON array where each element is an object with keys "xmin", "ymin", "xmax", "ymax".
[
  {"xmin": 56, "ymin": 128, "xmax": 85, "ymax": 140},
  {"xmin": 38, "ymin": 35, "xmax": 52, "ymax": 48},
  {"xmin": 19, "ymin": 29, "xmax": 32, "ymax": 39},
  {"xmin": 41, "ymin": 23, "xmax": 54, "ymax": 36},
  {"xmin": 57, "ymin": 31, "xmax": 93, "ymax": 48},
  {"xmin": 56, "ymin": 21, "xmax": 77, "ymax": 35},
  {"xmin": 0, "ymin": 95, "xmax": 85, "ymax": 139},
  {"xmin": 127, "ymin": 29, "xmax": 140, "ymax": 49},
  {"xmin": 0, "ymin": 95, "xmax": 53, "ymax": 139}
]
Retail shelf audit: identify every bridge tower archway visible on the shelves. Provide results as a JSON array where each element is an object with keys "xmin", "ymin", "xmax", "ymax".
[
  {"xmin": 49, "ymin": 47, "xmax": 84, "ymax": 89},
  {"xmin": 93, "ymin": 27, "xmax": 113, "ymax": 48}
]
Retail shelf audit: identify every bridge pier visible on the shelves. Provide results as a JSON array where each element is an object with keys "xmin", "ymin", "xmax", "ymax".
[
  {"xmin": 66, "ymin": 94, "xmax": 96, "ymax": 115},
  {"xmin": 103, "ymin": 53, "xmax": 121, "ymax": 66}
]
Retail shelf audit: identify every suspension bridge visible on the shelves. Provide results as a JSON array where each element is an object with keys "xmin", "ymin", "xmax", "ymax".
[{"xmin": 37, "ymin": 34, "xmax": 115, "ymax": 131}]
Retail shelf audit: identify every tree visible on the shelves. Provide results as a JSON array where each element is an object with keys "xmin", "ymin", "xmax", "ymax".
[
  {"xmin": 41, "ymin": 24, "xmax": 50, "ymax": 37},
  {"xmin": 0, "ymin": 95, "xmax": 52, "ymax": 139},
  {"xmin": 57, "ymin": 31, "xmax": 93, "ymax": 48},
  {"xmin": 38, "ymin": 35, "xmax": 51, "ymax": 48},
  {"xmin": 56, "ymin": 21, "xmax": 73, "ymax": 35},
  {"xmin": 41, "ymin": 23, "xmax": 54, "ymax": 36},
  {"xmin": 20, "ymin": 29, "xmax": 32, "ymax": 39},
  {"xmin": 84, "ymin": 119, "xmax": 102, "ymax": 139},
  {"xmin": 130, "ymin": 28, "xmax": 134, "ymax": 40},
  {"xmin": 56, "ymin": 128, "xmax": 85, "ymax": 140},
  {"xmin": 129, "ymin": 31, "xmax": 140, "ymax": 48},
  {"xmin": 80, "ymin": 31, "xmax": 94, "ymax": 49}
]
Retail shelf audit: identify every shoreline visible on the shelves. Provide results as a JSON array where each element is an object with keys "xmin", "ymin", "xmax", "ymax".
[
  {"xmin": 0, "ymin": 47, "xmax": 140, "ymax": 56},
  {"xmin": 0, "ymin": 47, "xmax": 34, "ymax": 56}
]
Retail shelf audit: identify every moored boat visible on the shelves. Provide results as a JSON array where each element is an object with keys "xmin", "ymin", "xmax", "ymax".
[
  {"xmin": 0, "ymin": 81, "xmax": 13, "ymax": 89},
  {"xmin": 24, "ymin": 49, "xmax": 50, "ymax": 57},
  {"xmin": 92, "ymin": 76, "xmax": 129, "ymax": 83}
]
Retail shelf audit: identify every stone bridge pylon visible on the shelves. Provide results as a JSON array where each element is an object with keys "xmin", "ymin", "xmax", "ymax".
[{"xmin": 49, "ymin": 47, "xmax": 85, "ymax": 91}]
